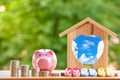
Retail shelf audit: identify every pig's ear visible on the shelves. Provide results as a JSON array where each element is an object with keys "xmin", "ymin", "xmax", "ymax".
[
  {"xmin": 34, "ymin": 50, "xmax": 39, "ymax": 56},
  {"xmin": 48, "ymin": 50, "xmax": 53, "ymax": 56}
]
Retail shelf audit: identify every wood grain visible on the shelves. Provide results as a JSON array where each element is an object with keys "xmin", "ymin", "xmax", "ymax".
[
  {"xmin": 93, "ymin": 25, "xmax": 108, "ymax": 68},
  {"xmin": 67, "ymin": 22, "xmax": 93, "ymax": 68},
  {"xmin": 67, "ymin": 22, "xmax": 108, "ymax": 69},
  {"xmin": 0, "ymin": 77, "xmax": 120, "ymax": 80},
  {"xmin": 0, "ymin": 70, "xmax": 120, "ymax": 80}
]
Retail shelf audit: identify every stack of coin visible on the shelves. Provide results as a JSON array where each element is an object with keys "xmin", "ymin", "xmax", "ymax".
[
  {"xmin": 21, "ymin": 65, "xmax": 29, "ymax": 77},
  {"xmin": 51, "ymin": 72, "xmax": 60, "ymax": 77},
  {"xmin": 10, "ymin": 60, "xmax": 19, "ymax": 77},
  {"xmin": 31, "ymin": 68, "xmax": 39, "ymax": 77},
  {"xmin": 61, "ymin": 72, "xmax": 65, "ymax": 76},
  {"xmin": 39, "ymin": 71, "xmax": 50, "ymax": 77}
]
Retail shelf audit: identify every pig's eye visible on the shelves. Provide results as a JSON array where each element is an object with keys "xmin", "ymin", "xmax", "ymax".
[
  {"xmin": 39, "ymin": 54, "xmax": 41, "ymax": 56},
  {"xmin": 45, "ymin": 54, "xmax": 47, "ymax": 56}
]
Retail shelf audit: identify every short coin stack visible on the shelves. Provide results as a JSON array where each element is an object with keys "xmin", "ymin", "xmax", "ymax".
[
  {"xmin": 10, "ymin": 60, "xmax": 19, "ymax": 77},
  {"xmin": 39, "ymin": 71, "xmax": 50, "ymax": 77},
  {"xmin": 21, "ymin": 65, "xmax": 29, "ymax": 77},
  {"xmin": 51, "ymin": 72, "xmax": 60, "ymax": 77},
  {"xmin": 31, "ymin": 68, "xmax": 39, "ymax": 77}
]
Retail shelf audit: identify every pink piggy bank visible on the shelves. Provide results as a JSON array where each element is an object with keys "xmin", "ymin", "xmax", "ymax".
[{"xmin": 32, "ymin": 49, "xmax": 57, "ymax": 73}]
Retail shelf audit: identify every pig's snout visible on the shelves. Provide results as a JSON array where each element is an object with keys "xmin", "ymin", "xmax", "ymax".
[
  {"xmin": 38, "ymin": 58, "xmax": 48, "ymax": 65},
  {"xmin": 37, "ymin": 58, "xmax": 49, "ymax": 69}
]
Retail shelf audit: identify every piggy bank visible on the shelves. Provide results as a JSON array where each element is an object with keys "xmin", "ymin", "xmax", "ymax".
[{"xmin": 32, "ymin": 49, "xmax": 57, "ymax": 73}]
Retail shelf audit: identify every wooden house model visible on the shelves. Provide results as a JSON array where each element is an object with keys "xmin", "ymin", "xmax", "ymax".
[{"xmin": 59, "ymin": 17, "xmax": 118, "ymax": 69}]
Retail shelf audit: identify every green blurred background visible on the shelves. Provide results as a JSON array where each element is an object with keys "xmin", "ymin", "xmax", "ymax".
[{"xmin": 0, "ymin": 0, "xmax": 120, "ymax": 70}]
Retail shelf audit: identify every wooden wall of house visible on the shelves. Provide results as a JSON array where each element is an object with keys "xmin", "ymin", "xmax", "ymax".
[{"xmin": 67, "ymin": 22, "xmax": 108, "ymax": 69}]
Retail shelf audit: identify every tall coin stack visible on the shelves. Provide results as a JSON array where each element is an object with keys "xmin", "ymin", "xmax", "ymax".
[
  {"xmin": 31, "ymin": 68, "xmax": 39, "ymax": 77},
  {"xmin": 10, "ymin": 60, "xmax": 19, "ymax": 77},
  {"xmin": 21, "ymin": 65, "xmax": 29, "ymax": 77}
]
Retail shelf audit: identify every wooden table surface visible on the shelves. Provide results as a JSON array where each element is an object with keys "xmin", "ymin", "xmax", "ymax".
[
  {"xmin": 0, "ymin": 70, "xmax": 120, "ymax": 80},
  {"xmin": 0, "ymin": 77, "xmax": 120, "ymax": 80}
]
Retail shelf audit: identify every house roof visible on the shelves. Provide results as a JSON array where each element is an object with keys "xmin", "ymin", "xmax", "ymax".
[{"xmin": 59, "ymin": 17, "xmax": 118, "ymax": 38}]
